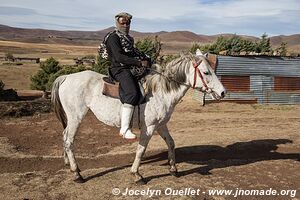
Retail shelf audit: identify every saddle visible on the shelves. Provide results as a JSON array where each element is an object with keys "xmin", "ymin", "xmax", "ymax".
[
  {"xmin": 102, "ymin": 77, "xmax": 120, "ymax": 99},
  {"xmin": 102, "ymin": 76, "xmax": 146, "ymax": 103}
]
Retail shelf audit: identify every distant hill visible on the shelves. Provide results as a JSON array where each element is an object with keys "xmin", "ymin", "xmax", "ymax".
[
  {"xmin": 270, "ymin": 35, "xmax": 300, "ymax": 46},
  {"xmin": 0, "ymin": 24, "xmax": 299, "ymax": 53}
]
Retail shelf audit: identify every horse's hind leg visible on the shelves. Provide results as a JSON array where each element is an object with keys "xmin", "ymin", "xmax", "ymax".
[
  {"xmin": 157, "ymin": 125, "xmax": 178, "ymax": 176},
  {"xmin": 63, "ymin": 129, "xmax": 69, "ymax": 165},
  {"xmin": 64, "ymin": 119, "xmax": 85, "ymax": 183}
]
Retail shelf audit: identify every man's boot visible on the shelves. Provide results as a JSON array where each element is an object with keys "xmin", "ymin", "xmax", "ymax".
[{"xmin": 119, "ymin": 103, "xmax": 137, "ymax": 140}]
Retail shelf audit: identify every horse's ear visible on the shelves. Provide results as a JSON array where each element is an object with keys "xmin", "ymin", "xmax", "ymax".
[{"xmin": 195, "ymin": 49, "xmax": 203, "ymax": 56}]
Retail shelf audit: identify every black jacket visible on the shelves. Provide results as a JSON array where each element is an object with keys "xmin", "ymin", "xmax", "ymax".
[{"xmin": 105, "ymin": 32, "xmax": 141, "ymax": 75}]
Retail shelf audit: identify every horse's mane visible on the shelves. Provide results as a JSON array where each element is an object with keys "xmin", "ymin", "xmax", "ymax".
[{"xmin": 145, "ymin": 54, "xmax": 194, "ymax": 93}]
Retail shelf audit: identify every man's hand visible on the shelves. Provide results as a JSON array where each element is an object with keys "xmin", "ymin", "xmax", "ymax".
[{"xmin": 141, "ymin": 60, "xmax": 150, "ymax": 68}]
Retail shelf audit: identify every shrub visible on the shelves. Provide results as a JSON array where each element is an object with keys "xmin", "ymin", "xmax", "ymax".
[
  {"xmin": 189, "ymin": 33, "xmax": 274, "ymax": 56},
  {"xmin": 30, "ymin": 57, "xmax": 62, "ymax": 91},
  {"xmin": 135, "ymin": 36, "xmax": 162, "ymax": 62},
  {"xmin": 256, "ymin": 33, "xmax": 272, "ymax": 54},
  {"xmin": 190, "ymin": 43, "xmax": 212, "ymax": 54},
  {"xmin": 91, "ymin": 56, "xmax": 110, "ymax": 75},
  {"xmin": 275, "ymin": 42, "xmax": 287, "ymax": 56}
]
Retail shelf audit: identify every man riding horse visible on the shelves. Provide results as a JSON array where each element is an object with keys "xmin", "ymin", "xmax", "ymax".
[{"xmin": 103, "ymin": 12, "xmax": 151, "ymax": 140}]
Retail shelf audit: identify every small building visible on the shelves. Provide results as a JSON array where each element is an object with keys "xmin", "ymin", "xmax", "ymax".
[{"xmin": 194, "ymin": 56, "xmax": 300, "ymax": 104}]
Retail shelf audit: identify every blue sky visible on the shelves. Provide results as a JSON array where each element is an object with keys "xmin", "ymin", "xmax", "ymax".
[{"xmin": 0, "ymin": 0, "xmax": 299, "ymax": 36}]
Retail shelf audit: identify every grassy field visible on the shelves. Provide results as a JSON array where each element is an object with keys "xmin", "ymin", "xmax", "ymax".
[
  {"xmin": 0, "ymin": 62, "xmax": 40, "ymax": 90},
  {"xmin": 0, "ymin": 40, "xmax": 99, "ymax": 90}
]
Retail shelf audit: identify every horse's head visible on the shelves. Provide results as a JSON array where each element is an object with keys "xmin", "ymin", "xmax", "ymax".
[{"xmin": 188, "ymin": 49, "xmax": 226, "ymax": 100}]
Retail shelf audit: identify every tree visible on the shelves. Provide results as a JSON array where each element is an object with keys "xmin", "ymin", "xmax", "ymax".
[
  {"xmin": 190, "ymin": 43, "xmax": 206, "ymax": 54},
  {"xmin": 213, "ymin": 36, "xmax": 230, "ymax": 54},
  {"xmin": 276, "ymin": 42, "xmax": 288, "ymax": 56},
  {"xmin": 189, "ymin": 33, "xmax": 274, "ymax": 56},
  {"xmin": 91, "ymin": 56, "xmax": 110, "ymax": 75},
  {"xmin": 30, "ymin": 57, "xmax": 62, "ymax": 91},
  {"xmin": 256, "ymin": 33, "xmax": 272, "ymax": 54},
  {"xmin": 241, "ymin": 39, "xmax": 256, "ymax": 53},
  {"xmin": 135, "ymin": 36, "xmax": 162, "ymax": 62}
]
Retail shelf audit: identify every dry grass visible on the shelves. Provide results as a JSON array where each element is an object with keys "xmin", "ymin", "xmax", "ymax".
[
  {"xmin": 0, "ymin": 62, "xmax": 39, "ymax": 90},
  {"xmin": 0, "ymin": 40, "xmax": 97, "ymax": 56},
  {"xmin": 0, "ymin": 40, "xmax": 99, "ymax": 90}
]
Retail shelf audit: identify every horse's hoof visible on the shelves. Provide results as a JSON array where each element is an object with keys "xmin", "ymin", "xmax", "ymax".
[
  {"xmin": 170, "ymin": 171, "xmax": 179, "ymax": 177},
  {"xmin": 135, "ymin": 178, "xmax": 147, "ymax": 185},
  {"xmin": 74, "ymin": 175, "xmax": 85, "ymax": 183}
]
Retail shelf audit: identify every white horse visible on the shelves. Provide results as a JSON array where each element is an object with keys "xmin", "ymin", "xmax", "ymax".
[{"xmin": 51, "ymin": 50, "xmax": 226, "ymax": 184}]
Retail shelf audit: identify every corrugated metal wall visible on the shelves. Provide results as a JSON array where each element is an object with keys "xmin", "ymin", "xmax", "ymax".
[{"xmin": 194, "ymin": 56, "xmax": 300, "ymax": 104}]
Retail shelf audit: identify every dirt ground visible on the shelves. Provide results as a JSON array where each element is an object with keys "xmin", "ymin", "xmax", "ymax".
[{"xmin": 0, "ymin": 91, "xmax": 299, "ymax": 200}]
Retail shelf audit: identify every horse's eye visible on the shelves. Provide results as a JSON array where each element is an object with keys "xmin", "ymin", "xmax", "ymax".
[{"xmin": 203, "ymin": 71, "xmax": 210, "ymax": 75}]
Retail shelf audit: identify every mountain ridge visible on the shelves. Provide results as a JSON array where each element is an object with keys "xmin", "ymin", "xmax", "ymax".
[{"xmin": 0, "ymin": 24, "xmax": 300, "ymax": 53}]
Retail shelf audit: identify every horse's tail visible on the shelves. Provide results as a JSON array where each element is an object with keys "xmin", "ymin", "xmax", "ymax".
[{"xmin": 51, "ymin": 75, "xmax": 68, "ymax": 129}]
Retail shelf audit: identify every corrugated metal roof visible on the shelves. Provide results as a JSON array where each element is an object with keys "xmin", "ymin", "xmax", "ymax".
[
  {"xmin": 216, "ymin": 56, "xmax": 300, "ymax": 77},
  {"xmin": 194, "ymin": 56, "xmax": 300, "ymax": 105}
]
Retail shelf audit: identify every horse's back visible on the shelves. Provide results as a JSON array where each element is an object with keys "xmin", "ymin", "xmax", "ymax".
[
  {"xmin": 58, "ymin": 70, "xmax": 105, "ymax": 100},
  {"xmin": 64, "ymin": 70, "xmax": 105, "ymax": 86},
  {"xmin": 65, "ymin": 70, "xmax": 105, "ymax": 82}
]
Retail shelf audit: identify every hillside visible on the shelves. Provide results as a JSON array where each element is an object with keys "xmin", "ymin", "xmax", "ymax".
[
  {"xmin": 0, "ymin": 24, "xmax": 299, "ymax": 53},
  {"xmin": 271, "ymin": 35, "xmax": 300, "ymax": 45}
]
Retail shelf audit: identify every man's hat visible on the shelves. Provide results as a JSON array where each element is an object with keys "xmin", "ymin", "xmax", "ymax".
[{"xmin": 115, "ymin": 12, "xmax": 132, "ymax": 20}]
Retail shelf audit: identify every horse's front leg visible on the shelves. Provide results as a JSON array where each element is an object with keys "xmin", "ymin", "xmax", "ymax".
[
  {"xmin": 157, "ymin": 125, "xmax": 178, "ymax": 176},
  {"xmin": 131, "ymin": 125, "xmax": 154, "ymax": 185}
]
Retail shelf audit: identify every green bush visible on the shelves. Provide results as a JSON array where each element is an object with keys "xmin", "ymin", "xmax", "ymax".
[
  {"xmin": 190, "ymin": 43, "xmax": 213, "ymax": 54},
  {"xmin": 135, "ymin": 36, "xmax": 162, "ymax": 61},
  {"xmin": 30, "ymin": 70, "xmax": 50, "ymax": 91},
  {"xmin": 275, "ymin": 42, "xmax": 287, "ymax": 56},
  {"xmin": 91, "ymin": 56, "xmax": 110, "ymax": 75},
  {"xmin": 256, "ymin": 33, "xmax": 272, "ymax": 54},
  {"xmin": 190, "ymin": 33, "xmax": 273, "ymax": 56},
  {"xmin": 30, "ymin": 57, "xmax": 62, "ymax": 91}
]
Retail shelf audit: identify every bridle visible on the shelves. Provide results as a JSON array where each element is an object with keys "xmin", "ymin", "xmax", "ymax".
[
  {"xmin": 192, "ymin": 59, "xmax": 209, "ymax": 92},
  {"xmin": 149, "ymin": 56, "xmax": 210, "ymax": 91}
]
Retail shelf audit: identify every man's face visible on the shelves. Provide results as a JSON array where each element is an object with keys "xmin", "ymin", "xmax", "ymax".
[{"xmin": 117, "ymin": 17, "xmax": 131, "ymax": 27}]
